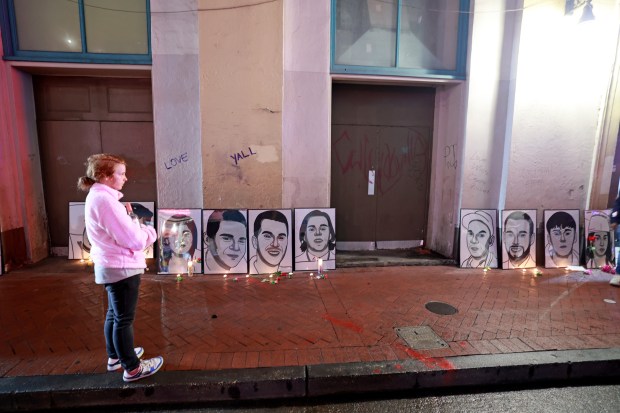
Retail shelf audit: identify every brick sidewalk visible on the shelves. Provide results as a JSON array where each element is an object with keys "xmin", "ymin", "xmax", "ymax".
[{"xmin": 1, "ymin": 259, "xmax": 619, "ymax": 378}]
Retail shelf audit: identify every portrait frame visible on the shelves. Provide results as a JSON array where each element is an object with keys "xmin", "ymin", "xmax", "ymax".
[
  {"xmin": 202, "ymin": 209, "xmax": 249, "ymax": 275},
  {"xmin": 157, "ymin": 208, "xmax": 203, "ymax": 275},
  {"xmin": 128, "ymin": 202, "xmax": 155, "ymax": 259},
  {"xmin": 294, "ymin": 208, "xmax": 337, "ymax": 271},
  {"xmin": 459, "ymin": 209, "xmax": 498, "ymax": 269},
  {"xmin": 584, "ymin": 209, "xmax": 614, "ymax": 269},
  {"xmin": 69, "ymin": 201, "xmax": 155, "ymax": 260},
  {"xmin": 248, "ymin": 209, "xmax": 293, "ymax": 275},
  {"xmin": 68, "ymin": 202, "xmax": 89, "ymax": 260},
  {"xmin": 543, "ymin": 209, "xmax": 580, "ymax": 269},
  {"xmin": 501, "ymin": 209, "xmax": 537, "ymax": 269}
]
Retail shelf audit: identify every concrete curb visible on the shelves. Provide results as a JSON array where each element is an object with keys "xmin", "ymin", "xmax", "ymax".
[
  {"xmin": 307, "ymin": 348, "xmax": 620, "ymax": 396},
  {"xmin": 1, "ymin": 349, "xmax": 619, "ymax": 411},
  {"xmin": 0, "ymin": 366, "xmax": 305, "ymax": 411}
]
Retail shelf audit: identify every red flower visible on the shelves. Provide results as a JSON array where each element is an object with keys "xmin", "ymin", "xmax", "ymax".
[{"xmin": 588, "ymin": 235, "xmax": 596, "ymax": 243}]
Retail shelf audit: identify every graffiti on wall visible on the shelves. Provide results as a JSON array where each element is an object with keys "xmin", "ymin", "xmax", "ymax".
[
  {"xmin": 444, "ymin": 144, "xmax": 457, "ymax": 169},
  {"xmin": 230, "ymin": 147, "xmax": 256, "ymax": 165},
  {"xmin": 164, "ymin": 152, "xmax": 189, "ymax": 170},
  {"xmin": 333, "ymin": 127, "xmax": 430, "ymax": 195}
]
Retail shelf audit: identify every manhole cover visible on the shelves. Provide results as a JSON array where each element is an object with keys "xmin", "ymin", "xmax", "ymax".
[
  {"xmin": 395, "ymin": 326, "xmax": 448, "ymax": 350},
  {"xmin": 425, "ymin": 301, "xmax": 458, "ymax": 315}
]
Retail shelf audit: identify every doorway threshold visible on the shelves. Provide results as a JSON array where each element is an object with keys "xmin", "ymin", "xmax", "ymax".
[{"xmin": 336, "ymin": 247, "xmax": 455, "ymax": 268}]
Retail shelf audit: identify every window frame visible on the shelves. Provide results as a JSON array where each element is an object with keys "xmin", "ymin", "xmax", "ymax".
[
  {"xmin": 0, "ymin": 0, "xmax": 151, "ymax": 65},
  {"xmin": 330, "ymin": 0, "xmax": 470, "ymax": 80}
]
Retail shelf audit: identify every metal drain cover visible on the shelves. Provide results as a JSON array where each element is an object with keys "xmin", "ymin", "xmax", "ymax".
[
  {"xmin": 425, "ymin": 301, "xmax": 458, "ymax": 315},
  {"xmin": 395, "ymin": 326, "xmax": 448, "ymax": 350}
]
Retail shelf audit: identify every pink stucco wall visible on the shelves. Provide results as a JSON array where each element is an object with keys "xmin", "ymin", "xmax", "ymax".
[{"xmin": 0, "ymin": 30, "xmax": 49, "ymax": 266}]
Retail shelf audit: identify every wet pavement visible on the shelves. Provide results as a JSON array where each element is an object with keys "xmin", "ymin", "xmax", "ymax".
[{"xmin": 0, "ymin": 256, "xmax": 619, "ymax": 410}]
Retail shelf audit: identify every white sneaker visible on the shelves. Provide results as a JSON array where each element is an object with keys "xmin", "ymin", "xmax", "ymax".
[
  {"xmin": 107, "ymin": 347, "xmax": 145, "ymax": 371},
  {"xmin": 123, "ymin": 356, "xmax": 164, "ymax": 382}
]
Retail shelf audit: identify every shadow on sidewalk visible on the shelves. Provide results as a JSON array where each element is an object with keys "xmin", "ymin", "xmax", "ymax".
[{"xmin": 337, "ymin": 247, "xmax": 455, "ymax": 268}]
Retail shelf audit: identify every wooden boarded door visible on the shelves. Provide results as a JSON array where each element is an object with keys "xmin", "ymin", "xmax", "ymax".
[
  {"xmin": 34, "ymin": 76, "xmax": 155, "ymax": 254},
  {"xmin": 331, "ymin": 84, "xmax": 434, "ymax": 248}
]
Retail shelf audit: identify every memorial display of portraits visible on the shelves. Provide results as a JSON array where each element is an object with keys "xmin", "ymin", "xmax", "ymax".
[{"xmin": 58, "ymin": 200, "xmax": 620, "ymax": 274}]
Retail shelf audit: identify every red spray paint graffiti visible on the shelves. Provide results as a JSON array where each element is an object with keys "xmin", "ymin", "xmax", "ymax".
[
  {"xmin": 322, "ymin": 313, "xmax": 364, "ymax": 333},
  {"xmin": 394, "ymin": 343, "xmax": 455, "ymax": 370},
  {"xmin": 333, "ymin": 128, "xmax": 429, "ymax": 196}
]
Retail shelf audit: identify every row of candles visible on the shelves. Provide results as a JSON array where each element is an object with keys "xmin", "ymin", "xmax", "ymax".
[
  {"xmin": 482, "ymin": 266, "xmax": 606, "ymax": 276},
  {"xmin": 177, "ymin": 258, "xmax": 324, "ymax": 280},
  {"xmin": 79, "ymin": 257, "xmax": 601, "ymax": 281},
  {"xmin": 79, "ymin": 256, "xmax": 324, "ymax": 276}
]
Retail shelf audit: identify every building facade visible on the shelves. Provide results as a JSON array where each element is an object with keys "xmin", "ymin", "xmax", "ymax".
[{"xmin": 1, "ymin": 0, "xmax": 619, "ymax": 269}]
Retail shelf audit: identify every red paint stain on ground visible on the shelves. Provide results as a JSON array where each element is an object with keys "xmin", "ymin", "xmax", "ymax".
[
  {"xmin": 322, "ymin": 314, "xmax": 364, "ymax": 333},
  {"xmin": 395, "ymin": 343, "xmax": 455, "ymax": 370}
]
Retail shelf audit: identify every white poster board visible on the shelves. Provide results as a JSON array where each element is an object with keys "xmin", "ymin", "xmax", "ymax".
[
  {"xmin": 202, "ymin": 209, "xmax": 249, "ymax": 274},
  {"xmin": 584, "ymin": 209, "xmax": 614, "ymax": 269},
  {"xmin": 248, "ymin": 209, "xmax": 293, "ymax": 275},
  {"xmin": 459, "ymin": 209, "xmax": 498, "ymax": 269},
  {"xmin": 501, "ymin": 209, "xmax": 537, "ymax": 269},
  {"xmin": 294, "ymin": 208, "xmax": 336, "ymax": 271},
  {"xmin": 543, "ymin": 210, "xmax": 580, "ymax": 268},
  {"xmin": 157, "ymin": 208, "xmax": 203, "ymax": 274}
]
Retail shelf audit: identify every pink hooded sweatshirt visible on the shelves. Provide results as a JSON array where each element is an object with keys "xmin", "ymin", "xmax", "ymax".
[{"xmin": 85, "ymin": 183, "xmax": 157, "ymax": 272}]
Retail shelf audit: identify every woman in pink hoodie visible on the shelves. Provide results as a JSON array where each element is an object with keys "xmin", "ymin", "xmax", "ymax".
[{"xmin": 77, "ymin": 154, "xmax": 163, "ymax": 382}]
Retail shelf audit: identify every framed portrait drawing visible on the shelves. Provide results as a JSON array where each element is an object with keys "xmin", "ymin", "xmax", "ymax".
[
  {"xmin": 501, "ymin": 209, "xmax": 537, "ymax": 269},
  {"xmin": 584, "ymin": 209, "xmax": 614, "ymax": 269},
  {"xmin": 459, "ymin": 209, "xmax": 498, "ymax": 269},
  {"xmin": 69, "ymin": 201, "xmax": 155, "ymax": 260},
  {"xmin": 248, "ymin": 209, "xmax": 293, "ymax": 275},
  {"xmin": 128, "ymin": 202, "xmax": 155, "ymax": 259},
  {"xmin": 157, "ymin": 208, "xmax": 203, "ymax": 275},
  {"xmin": 69, "ymin": 202, "xmax": 90, "ymax": 260},
  {"xmin": 294, "ymin": 208, "xmax": 336, "ymax": 271},
  {"xmin": 543, "ymin": 210, "xmax": 580, "ymax": 268},
  {"xmin": 202, "ymin": 209, "xmax": 249, "ymax": 274}
]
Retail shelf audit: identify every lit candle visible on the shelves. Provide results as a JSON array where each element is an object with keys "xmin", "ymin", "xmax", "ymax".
[
  {"xmin": 187, "ymin": 259, "xmax": 193, "ymax": 276},
  {"xmin": 318, "ymin": 258, "xmax": 323, "ymax": 274}
]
